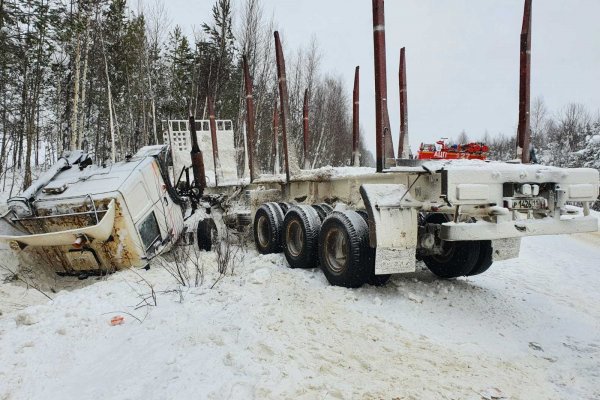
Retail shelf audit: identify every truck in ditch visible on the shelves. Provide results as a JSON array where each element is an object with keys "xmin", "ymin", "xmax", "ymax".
[{"xmin": 0, "ymin": 0, "xmax": 598, "ymax": 287}]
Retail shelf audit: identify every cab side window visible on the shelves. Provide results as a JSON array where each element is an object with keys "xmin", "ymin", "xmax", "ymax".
[{"xmin": 139, "ymin": 211, "xmax": 161, "ymax": 252}]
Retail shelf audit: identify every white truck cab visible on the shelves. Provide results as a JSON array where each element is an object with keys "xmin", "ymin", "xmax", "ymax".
[{"xmin": 0, "ymin": 146, "xmax": 186, "ymax": 275}]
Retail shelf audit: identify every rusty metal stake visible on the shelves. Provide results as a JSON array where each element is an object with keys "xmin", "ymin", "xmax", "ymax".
[
  {"xmin": 272, "ymin": 102, "xmax": 280, "ymax": 175},
  {"xmin": 372, "ymin": 0, "xmax": 395, "ymax": 172},
  {"xmin": 274, "ymin": 31, "xmax": 299, "ymax": 183},
  {"xmin": 242, "ymin": 54, "xmax": 256, "ymax": 181},
  {"xmin": 398, "ymin": 47, "xmax": 410, "ymax": 159},
  {"xmin": 517, "ymin": 0, "xmax": 532, "ymax": 163},
  {"xmin": 303, "ymin": 89, "xmax": 310, "ymax": 169},
  {"xmin": 208, "ymin": 96, "xmax": 221, "ymax": 186},
  {"xmin": 352, "ymin": 66, "xmax": 360, "ymax": 167}
]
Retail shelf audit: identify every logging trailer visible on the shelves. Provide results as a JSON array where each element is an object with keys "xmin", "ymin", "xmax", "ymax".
[{"xmin": 0, "ymin": 0, "xmax": 598, "ymax": 287}]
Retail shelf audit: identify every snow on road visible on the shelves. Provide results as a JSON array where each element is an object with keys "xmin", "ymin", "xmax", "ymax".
[{"xmin": 1, "ymin": 234, "xmax": 599, "ymax": 399}]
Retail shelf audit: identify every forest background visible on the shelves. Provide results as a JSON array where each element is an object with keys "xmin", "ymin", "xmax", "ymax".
[{"xmin": 0, "ymin": 0, "xmax": 598, "ymax": 201}]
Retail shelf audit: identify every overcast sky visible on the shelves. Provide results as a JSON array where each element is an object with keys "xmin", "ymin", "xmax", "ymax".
[{"xmin": 161, "ymin": 0, "xmax": 600, "ymax": 154}]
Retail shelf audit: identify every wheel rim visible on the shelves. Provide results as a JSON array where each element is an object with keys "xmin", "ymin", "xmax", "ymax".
[
  {"xmin": 286, "ymin": 219, "xmax": 304, "ymax": 257},
  {"xmin": 256, "ymin": 215, "xmax": 270, "ymax": 248},
  {"xmin": 324, "ymin": 227, "xmax": 348, "ymax": 274}
]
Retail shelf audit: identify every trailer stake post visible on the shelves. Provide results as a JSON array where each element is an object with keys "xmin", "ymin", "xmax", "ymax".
[
  {"xmin": 242, "ymin": 55, "xmax": 256, "ymax": 181},
  {"xmin": 372, "ymin": 0, "xmax": 395, "ymax": 172},
  {"xmin": 274, "ymin": 31, "xmax": 298, "ymax": 183},
  {"xmin": 272, "ymin": 102, "xmax": 280, "ymax": 175},
  {"xmin": 303, "ymin": 89, "xmax": 310, "ymax": 170},
  {"xmin": 517, "ymin": 0, "xmax": 532, "ymax": 163},
  {"xmin": 398, "ymin": 47, "xmax": 411, "ymax": 159},
  {"xmin": 352, "ymin": 66, "xmax": 360, "ymax": 167}
]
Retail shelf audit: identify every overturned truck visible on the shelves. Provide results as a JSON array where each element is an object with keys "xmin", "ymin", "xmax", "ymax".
[
  {"xmin": 1, "ymin": 0, "xmax": 599, "ymax": 286},
  {"xmin": 0, "ymin": 147, "xmax": 186, "ymax": 274}
]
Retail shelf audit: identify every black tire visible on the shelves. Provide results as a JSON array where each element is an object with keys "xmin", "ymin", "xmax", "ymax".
[
  {"xmin": 318, "ymin": 210, "xmax": 372, "ymax": 288},
  {"xmin": 356, "ymin": 209, "xmax": 369, "ymax": 223},
  {"xmin": 422, "ymin": 240, "xmax": 481, "ymax": 278},
  {"xmin": 312, "ymin": 203, "xmax": 333, "ymax": 221},
  {"xmin": 253, "ymin": 202, "xmax": 285, "ymax": 254},
  {"xmin": 283, "ymin": 205, "xmax": 321, "ymax": 269},
  {"xmin": 319, "ymin": 203, "xmax": 333, "ymax": 213},
  {"xmin": 278, "ymin": 202, "xmax": 292, "ymax": 214},
  {"xmin": 311, "ymin": 204, "xmax": 327, "ymax": 221},
  {"xmin": 467, "ymin": 240, "xmax": 493, "ymax": 276},
  {"xmin": 197, "ymin": 218, "xmax": 217, "ymax": 251}
]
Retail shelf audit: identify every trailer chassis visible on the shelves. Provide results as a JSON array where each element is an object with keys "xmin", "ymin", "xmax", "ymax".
[{"xmin": 195, "ymin": 161, "xmax": 599, "ymax": 288}]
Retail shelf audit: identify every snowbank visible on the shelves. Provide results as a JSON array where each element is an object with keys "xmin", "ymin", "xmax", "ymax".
[{"xmin": 2, "ymin": 234, "xmax": 600, "ymax": 399}]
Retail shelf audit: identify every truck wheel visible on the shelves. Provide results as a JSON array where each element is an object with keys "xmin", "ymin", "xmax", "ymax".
[
  {"xmin": 318, "ymin": 210, "xmax": 372, "ymax": 288},
  {"xmin": 278, "ymin": 202, "xmax": 292, "ymax": 214},
  {"xmin": 312, "ymin": 203, "xmax": 333, "ymax": 221},
  {"xmin": 467, "ymin": 240, "xmax": 493, "ymax": 276},
  {"xmin": 422, "ymin": 240, "xmax": 480, "ymax": 279},
  {"xmin": 283, "ymin": 205, "xmax": 321, "ymax": 268},
  {"xmin": 197, "ymin": 218, "xmax": 217, "ymax": 251},
  {"xmin": 318, "ymin": 203, "xmax": 333, "ymax": 213},
  {"xmin": 356, "ymin": 209, "xmax": 369, "ymax": 223},
  {"xmin": 254, "ymin": 202, "xmax": 284, "ymax": 254}
]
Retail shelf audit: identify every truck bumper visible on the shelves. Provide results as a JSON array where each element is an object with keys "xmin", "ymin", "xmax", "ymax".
[
  {"xmin": 440, "ymin": 215, "xmax": 598, "ymax": 241},
  {"xmin": 0, "ymin": 199, "xmax": 116, "ymax": 248}
]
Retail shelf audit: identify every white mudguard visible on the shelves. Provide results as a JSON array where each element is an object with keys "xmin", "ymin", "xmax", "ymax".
[{"xmin": 360, "ymin": 184, "xmax": 419, "ymax": 275}]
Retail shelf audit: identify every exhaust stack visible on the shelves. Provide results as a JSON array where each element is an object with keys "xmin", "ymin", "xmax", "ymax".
[
  {"xmin": 398, "ymin": 47, "xmax": 411, "ymax": 159},
  {"xmin": 303, "ymin": 89, "xmax": 310, "ymax": 169},
  {"xmin": 372, "ymin": 0, "xmax": 395, "ymax": 172},
  {"xmin": 352, "ymin": 66, "xmax": 360, "ymax": 167},
  {"xmin": 517, "ymin": 0, "xmax": 532, "ymax": 163},
  {"xmin": 188, "ymin": 115, "xmax": 206, "ymax": 195},
  {"xmin": 242, "ymin": 55, "xmax": 256, "ymax": 181}
]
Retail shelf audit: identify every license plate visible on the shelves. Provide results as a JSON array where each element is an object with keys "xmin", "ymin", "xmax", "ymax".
[{"xmin": 505, "ymin": 197, "xmax": 547, "ymax": 210}]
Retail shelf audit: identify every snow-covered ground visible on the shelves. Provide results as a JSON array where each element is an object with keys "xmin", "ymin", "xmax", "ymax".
[{"xmin": 1, "ymin": 232, "xmax": 599, "ymax": 399}]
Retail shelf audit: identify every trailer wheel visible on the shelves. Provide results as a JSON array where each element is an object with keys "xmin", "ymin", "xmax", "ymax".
[
  {"xmin": 422, "ymin": 240, "xmax": 480, "ymax": 279},
  {"xmin": 283, "ymin": 205, "xmax": 321, "ymax": 269},
  {"xmin": 197, "ymin": 218, "xmax": 217, "ymax": 251},
  {"xmin": 467, "ymin": 240, "xmax": 493, "ymax": 276},
  {"xmin": 254, "ymin": 202, "xmax": 285, "ymax": 254},
  {"xmin": 312, "ymin": 203, "xmax": 333, "ymax": 221},
  {"xmin": 319, "ymin": 203, "xmax": 333, "ymax": 213},
  {"xmin": 356, "ymin": 210, "xmax": 369, "ymax": 223},
  {"xmin": 421, "ymin": 213, "xmax": 481, "ymax": 278},
  {"xmin": 278, "ymin": 202, "xmax": 292, "ymax": 214},
  {"xmin": 318, "ymin": 210, "xmax": 372, "ymax": 288}
]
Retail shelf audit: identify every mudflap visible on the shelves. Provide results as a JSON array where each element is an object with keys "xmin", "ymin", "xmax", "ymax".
[{"xmin": 360, "ymin": 184, "xmax": 420, "ymax": 275}]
